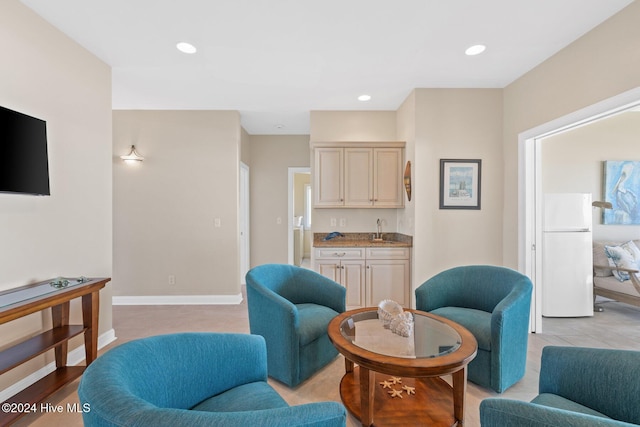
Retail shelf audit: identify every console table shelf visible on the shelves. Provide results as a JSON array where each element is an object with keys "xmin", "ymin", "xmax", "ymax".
[
  {"xmin": 0, "ymin": 277, "xmax": 109, "ymax": 426},
  {"xmin": 0, "ymin": 325, "xmax": 87, "ymax": 375}
]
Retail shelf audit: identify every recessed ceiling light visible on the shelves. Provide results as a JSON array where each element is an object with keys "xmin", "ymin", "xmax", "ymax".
[
  {"xmin": 176, "ymin": 42, "xmax": 197, "ymax": 54},
  {"xmin": 275, "ymin": 124, "xmax": 285, "ymax": 129},
  {"xmin": 358, "ymin": 94, "xmax": 372, "ymax": 101},
  {"xmin": 465, "ymin": 44, "xmax": 486, "ymax": 56}
]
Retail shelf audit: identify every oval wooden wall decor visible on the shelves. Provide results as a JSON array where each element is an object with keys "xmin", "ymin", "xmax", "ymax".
[{"xmin": 404, "ymin": 161, "xmax": 412, "ymax": 201}]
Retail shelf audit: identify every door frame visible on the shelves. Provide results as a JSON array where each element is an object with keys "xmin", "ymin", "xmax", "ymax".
[
  {"xmin": 288, "ymin": 167, "xmax": 310, "ymax": 265},
  {"xmin": 519, "ymin": 86, "xmax": 640, "ymax": 332},
  {"xmin": 240, "ymin": 162, "xmax": 250, "ymax": 284}
]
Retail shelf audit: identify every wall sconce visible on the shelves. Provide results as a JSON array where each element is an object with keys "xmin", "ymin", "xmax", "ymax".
[{"xmin": 120, "ymin": 145, "xmax": 144, "ymax": 164}]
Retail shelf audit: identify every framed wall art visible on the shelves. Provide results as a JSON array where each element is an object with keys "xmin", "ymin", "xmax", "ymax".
[
  {"xmin": 439, "ymin": 159, "xmax": 481, "ymax": 210},
  {"xmin": 603, "ymin": 160, "xmax": 640, "ymax": 225}
]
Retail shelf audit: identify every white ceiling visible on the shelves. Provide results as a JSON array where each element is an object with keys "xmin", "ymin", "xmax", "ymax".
[{"xmin": 21, "ymin": 0, "xmax": 634, "ymax": 135}]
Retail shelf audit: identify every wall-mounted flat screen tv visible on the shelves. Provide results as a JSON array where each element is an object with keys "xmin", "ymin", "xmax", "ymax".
[{"xmin": 0, "ymin": 106, "xmax": 50, "ymax": 196}]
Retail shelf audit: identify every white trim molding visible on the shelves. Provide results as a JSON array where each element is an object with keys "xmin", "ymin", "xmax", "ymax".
[
  {"xmin": 518, "ymin": 86, "xmax": 640, "ymax": 333},
  {"xmin": 112, "ymin": 294, "xmax": 243, "ymax": 305},
  {"xmin": 0, "ymin": 329, "xmax": 117, "ymax": 402}
]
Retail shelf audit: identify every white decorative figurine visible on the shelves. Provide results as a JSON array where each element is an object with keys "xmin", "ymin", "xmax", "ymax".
[
  {"xmin": 390, "ymin": 311, "xmax": 414, "ymax": 337},
  {"xmin": 377, "ymin": 299, "xmax": 414, "ymax": 337}
]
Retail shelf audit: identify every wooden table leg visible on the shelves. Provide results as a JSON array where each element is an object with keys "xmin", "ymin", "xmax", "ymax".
[
  {"xmin": 82, "ymin": 291, "xmax": 100, "ymax": 365},
  {"xmin": 51, "ymin": 302, "xmax": 70, "ymax": 368},
  {"xmin": 359, "ymin": 366, "xmax": 375, "ymax": 427},
  {"xmin": 345, "ymin": 358, "xmax": 354, "ymax": 373},
  {"xmin": 452, "ymin": 367, "xmax": 468, "ymax": 425}
]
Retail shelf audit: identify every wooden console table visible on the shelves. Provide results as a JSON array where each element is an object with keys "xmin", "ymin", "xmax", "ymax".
[{"xmin": 0, "ymin": 277, "xmax": 109, "ymax": 426}]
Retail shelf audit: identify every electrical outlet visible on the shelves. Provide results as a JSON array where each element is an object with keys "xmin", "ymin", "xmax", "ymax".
[
  {"xmin": 277, "ymin": 217, "xmax": 282, "ymax": 224},
  {"xmin": 330, "ymin": 218, "xmax": 337, "ymax": 227},
  {"xmin": 339, "ymin": 218, "xmax": 347, "ymax": 227},
  {"xmin": 168, "ymin": 275, "xmax": 176, "ymax": 285},
  {"xmin": 214, "ymin": 218, "xmax": 221, "ymax": 227}
]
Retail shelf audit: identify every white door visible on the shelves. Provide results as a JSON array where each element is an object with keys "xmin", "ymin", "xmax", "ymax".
[{"xmin": 240, "ymin": 163, "xmax": 250, "ymax": 284}]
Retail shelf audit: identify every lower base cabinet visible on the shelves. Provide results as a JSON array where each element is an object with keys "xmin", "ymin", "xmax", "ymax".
[
  {"xmin": 366, "ymin": 259, "xmax": 410, "ymax": 307},
  {"xmin": 314, "ymin": 247, "xmax": 410, "ymax": 308}
]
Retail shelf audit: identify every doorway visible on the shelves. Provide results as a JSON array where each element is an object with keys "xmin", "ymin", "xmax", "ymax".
[
  {"xmin": 520, "ymin": 87, "xmax": 640, "ymax": 332},
  {"xmin": 288, "ymin": 167, "xmax": 311, "ymax": 266}
]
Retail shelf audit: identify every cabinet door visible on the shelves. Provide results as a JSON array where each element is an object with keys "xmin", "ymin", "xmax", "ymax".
[
  {"xmin": 366, "ymin": 259, "xmax": 410, "ymax": 307},
  {"xmin": 314, "ymin": 148, "xmax": 343, "ymax": 207},
  {"xmin": 316, "ymin": 260, "xmax": 341, "ymax": 283},
  {"xmin": 373, "ymin": 148, "xmax": 404, "ymax": 207},
  {"xmin": 341, "ymin": 260, "xmax": 366, "ymax": 308},
  {"xmin": 344, "ymin": 148, "xmax": 373, "ymax": 207}
]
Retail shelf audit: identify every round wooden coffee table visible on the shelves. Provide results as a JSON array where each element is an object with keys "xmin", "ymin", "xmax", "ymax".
[{"xmin": 328, "ymin": 307, "xmax": 477, "ymax": 427}]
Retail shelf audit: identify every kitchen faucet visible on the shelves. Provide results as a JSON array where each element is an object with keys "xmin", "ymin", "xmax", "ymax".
[{"xmin": 375, "ymin": 218, "xmax": 382, "ymax": 240}]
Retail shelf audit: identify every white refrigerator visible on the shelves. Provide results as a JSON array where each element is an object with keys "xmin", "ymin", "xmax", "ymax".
[{"xmin": 542, "ymin": 193, "xmax": 593, "ymax": 317}]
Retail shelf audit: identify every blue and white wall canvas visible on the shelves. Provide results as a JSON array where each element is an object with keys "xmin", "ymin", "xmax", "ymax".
[{"xmin": 604, "ymin": 160, "xmax": 640, "ymax": 225}]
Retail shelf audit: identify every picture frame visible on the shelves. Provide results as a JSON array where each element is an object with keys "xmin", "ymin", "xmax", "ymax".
[
  {"xmin": 439, "ymin": 159, "xmax": 481, "ymax": 210},
  {"xmin": 603, "ymin": 160, "xmax": 640, "ymax": 225}
]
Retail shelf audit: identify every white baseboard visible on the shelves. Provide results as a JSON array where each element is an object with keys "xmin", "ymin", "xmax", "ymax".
[
  {"xmin": 0, "ymin": 328, "xmax": 117, "ymax": 402},
  {"xmin": 112, "ymin": 294, "xmax": 243, "ymax": 305}
]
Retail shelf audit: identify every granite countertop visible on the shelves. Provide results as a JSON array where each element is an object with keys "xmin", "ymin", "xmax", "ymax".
[{"xmin": 313, "ymin": 232, "xmax": 412, "ymax": 248}]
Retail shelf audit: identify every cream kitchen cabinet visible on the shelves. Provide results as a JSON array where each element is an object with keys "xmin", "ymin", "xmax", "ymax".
[
  {"xmin": 314, "ymin": 246, "xmax": 410, "ymax": 309},
  {"xmin": 314, "ymin": 248, "xmax": 366, "ymax": 307},
  {"xmin": 313, "ymin": 142, "xmax": 404, "ymax": 208},
  {"xmin": 314, "ymin": 147, "xmax": 344, "ymax": 207},
  {"xmin": 365, "ymin": 248, "xmax": 411, "ymax": 307}
]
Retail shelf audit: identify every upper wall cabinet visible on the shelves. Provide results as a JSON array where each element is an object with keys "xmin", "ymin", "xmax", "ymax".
[{"xmin": 313, "ymin": 142, "xmax": 405, "ymax": 208}]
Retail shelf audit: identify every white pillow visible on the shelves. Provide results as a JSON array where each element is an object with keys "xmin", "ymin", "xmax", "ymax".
[{"xmin": 604, "ymin": 241, "xmax": 640, "ymax": 282}]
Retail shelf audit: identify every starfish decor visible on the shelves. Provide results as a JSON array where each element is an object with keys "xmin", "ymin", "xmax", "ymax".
[
  {"xmin": 380, "ymin": 377, "xmax": 416, "ymax": 398},
  {"xmin": 388, "ymin": 389, "xmax": 404, "ymax": 398},
  {"xmin": 402, "ymin": 385, "xmax": 416, "ymax": 395},
  {"xmin": 379, "ymin": 380, "xmax": 393, "ymax": 389}
]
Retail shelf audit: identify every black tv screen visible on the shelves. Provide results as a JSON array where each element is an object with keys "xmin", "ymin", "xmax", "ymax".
[{"xmin": 0, "ymin": 106, "xmax": 50, "ymax": 196}]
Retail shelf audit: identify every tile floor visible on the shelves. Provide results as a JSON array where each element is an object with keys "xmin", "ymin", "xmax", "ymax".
[{"xmin": 13, "ymin": 295, "xmax": 640, "ymax": 427}]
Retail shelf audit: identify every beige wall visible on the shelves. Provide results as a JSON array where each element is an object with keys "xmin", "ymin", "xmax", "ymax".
[
  {"xmin": 113, "ymin": 110, "xmax": 242, "ymax": 298},
  {"xmin": 249, "ymin": 135, "xmax": 311, "ymax": 266},
  {"xmin": 0, "ymin": 0, "xmax": 112, "ymax": 393},
  {"xmin": 310, "ymin": 111, "xmax": 398, "ymax": 142},
  {"xmin": 240, "ymin": 127, "xmax": 251, "ymax": 166},
  {"xmin": 396, "ymin": 91, "xmax": 417, "ymax": 239},
  {"xmin": 503, "ymin": 1, "xmax": 640, "ymax": 268},
  {"xmin": 293, "ymin": 172, "xmax": 312, "ymax": 255},
  {"xmin": 410, "ymin": 89, "xmax": 504, "ymax": 287},
  {"xmin": 542, "ymin": 111, "xmax": 640, "ymax": 242},
  {"xmin": 294, "ymin": 173, "xmax": 310, "ymax": 219}
]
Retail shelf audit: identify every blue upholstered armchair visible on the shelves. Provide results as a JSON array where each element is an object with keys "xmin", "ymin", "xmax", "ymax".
[
  {"xmin": 415, "ymin": 265, "xmax": 532, "ymax": 393},
  {"xmin": 480, "ymin": 346, "xmax": 640, "ymax": 426},
  {"xmin": 78, "ymin": 333, "xmax": 346, "ymax": 427},
  {"xmin": 246, "ymin": 264, "xmax": 346, "ymax": 387}
]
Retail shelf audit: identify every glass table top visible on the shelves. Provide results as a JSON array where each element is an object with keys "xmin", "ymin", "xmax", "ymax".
[
  {"xmin": 340, "ymin": 310, "xmax": 461, "ymax": 359},
  {"xmin": 0, "ymin": 278, "xmax": 90, "ymax": 309}
]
